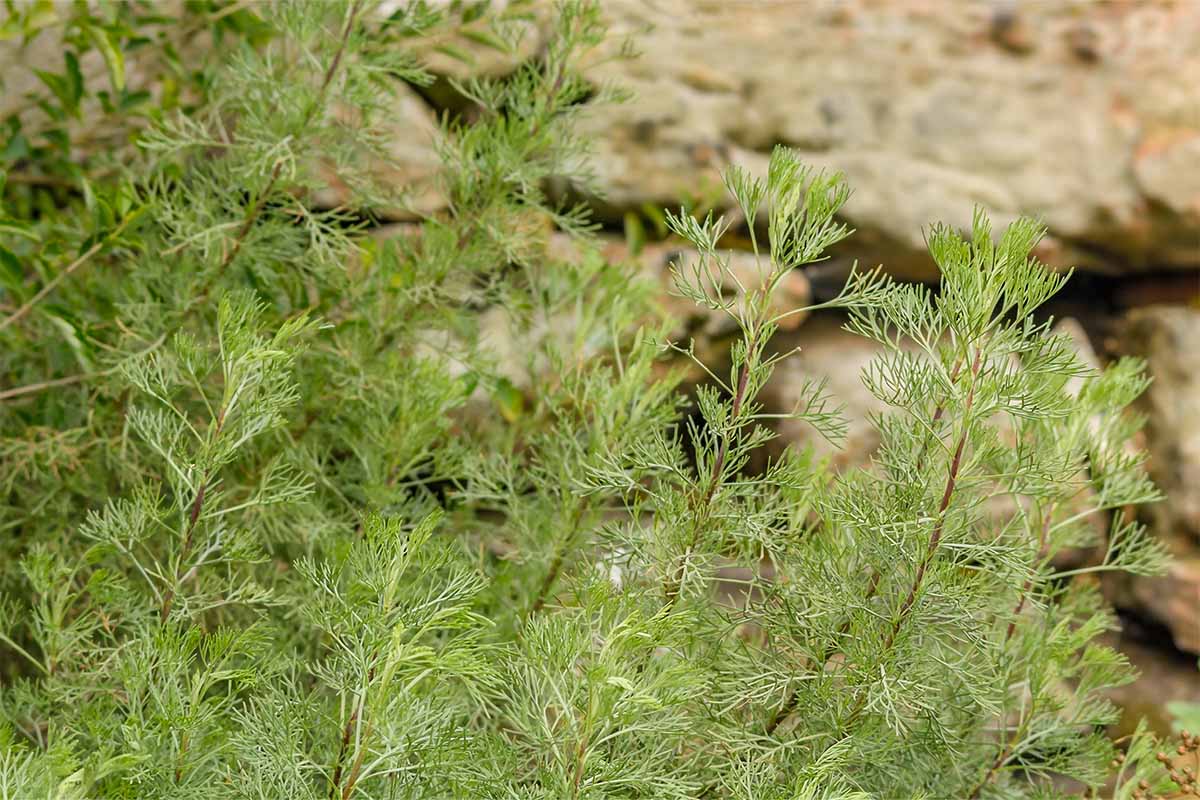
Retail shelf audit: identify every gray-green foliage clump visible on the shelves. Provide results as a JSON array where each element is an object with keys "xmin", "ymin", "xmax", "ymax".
[{"xmin": 0, "ymin": 2, "xmax": 1178, "ymax": 798}]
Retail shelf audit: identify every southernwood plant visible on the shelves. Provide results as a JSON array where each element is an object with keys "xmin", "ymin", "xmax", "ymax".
[{"xmin": 0, "ymin": 2, "xmax": 1180, "ymax": 799}]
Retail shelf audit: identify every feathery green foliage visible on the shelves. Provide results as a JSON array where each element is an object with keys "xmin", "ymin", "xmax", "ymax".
[{"xmin": 0, "ymin": 2, "xmax": 1175, "ymax": 798}]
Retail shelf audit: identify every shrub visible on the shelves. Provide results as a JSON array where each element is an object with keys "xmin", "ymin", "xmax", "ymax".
[{"xmin": 0, "ymin": 2, "xmax": 1178, "ymax": 798}]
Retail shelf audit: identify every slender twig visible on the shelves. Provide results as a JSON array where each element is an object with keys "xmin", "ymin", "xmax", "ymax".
[
  {"xmin": 837, "ymin": 346, "xmax": 984, "ymax": 731},
  {"xmin": 527, "ymin": 502, "xmax": 588, "ymax": 619},
  {"xmin": 966, "ymin": 504, "xmax": 1058, "ymax": 799},
  {"xmin": 0, "ymin": 333, "xmax": 167, "ymax": 403},
  {"xmin": 158, "ymin": 335, "xmax": 242, "ymax": 623},
  {"xmin": 159, "ymin": 478, "xmax": 208, "ymax": 622},
  {"xmin": 967, "ymin": 695, "xmax": 1037, "ymax": 800},
  {"xmin": 174, "ymin": 733, "xmax": 190, "ymax": 784},
  {"xmin": 663, "ymin": 328, "xmax": 759, "ymax": 605},
  {"xmin": 1005, "ymin": 506, "xmax": 1055, "ymax": 643},
  {"xmin": 570, "ymin": 685, "xmax": 596, "ymax": 800},
  {"xmin": 880, "ymin": 348, "xmax": 982, "ymax": 652},
  {"xmin": 0, "ymin": 371, "xmax": 95, "ymax": 402},
  {"xmin": 339, "ymin": 719, "xmax": 373, "ymax": 800},
  {"xmin": 329, "ymin": 705, "xmax": 358, "ymax": 799},
  {"xmin": 2, "ymin": 172, "xmax": 82, "ymax": 189},
  {"xmin": 526, "ymin": 12, "xmax": 578, "ymax": 142},
  {"xmin": 0, "ymin": 212, "xmax": 139, "ymax": 334},
  {"xmin": 769, "ymin": 351, "xmax": 967, "ymax": 736},
  {"xmin": 765, "ymin": 568, "xmax": 881, "ymax": 736},
  {"xmin": 330, "ymin": 667, "xmax": 373, "ymax": 800},
  {"xmin": 914, "ymin": 356, "xmax": 965, "ymax": 472},
  {"xmin": 571, "ymin": 728, "xmax": 589, "ymax": 799},
  {"xmin": 0, "ymin": 631, "xmax": 49, "ymax": 676}
]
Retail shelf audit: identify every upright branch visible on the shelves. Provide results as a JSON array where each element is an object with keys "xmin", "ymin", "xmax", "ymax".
[
  {"xmin": 765, "ymin": 568, "xmax": 882, "ymax": 736},
  {"xmin": 660, "ymin": 146, "xmax": 861, "ymax": 607},
  {"xmin": 159, "ymin": 479, "xmax": 208, "ymax": 622},
  {"xmin": 663, "ymin": 322, "xmax": 762, "ymax": 606},
  {"xmin": 881, "ymin": 346, "xmax": 983, "ymax": 653},
  {"xmin": 1004, "ymin": 505, "xmax": 1055, "ymax": 643},
  {"xmin": 526, "ymin": 501, "xmax": 589, "ymax": 619}
]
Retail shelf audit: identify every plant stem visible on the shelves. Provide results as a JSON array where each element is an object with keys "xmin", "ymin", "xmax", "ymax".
[
  {"xmin": 331, "ymin": 666, "xmax": 373, "ymax": 800},
  {"xmin": 174, "ymin": 732, "xmax": 190, "ymax": 784},
  {"xmin": 914, "ymin": 356, "xmax": 965, "ymax": 471},
  {"xmin": 664, "ymin": 328, "xmax": 758, "ymax": 605},
  {"xmin": 881, "ymin": 347, "xmax": 981, "ymax": 651},
  {"xmin": 838, "ymin": 346, "xmax": 983, "ymax": 730},
  {"xmin": 0, "ymin": 211, "xmax": 139, "ymax": 334},
  {"xmin": 159, "ymin": 478, "xmax": 208, "ymax": 622},
  {"xmin": 968, "ymin": 505, "xmax": 1058, "ymax": 798},
  {"xmin": 765, "ymin": 568, "xmax": 881, "ymax": 736},
  {"xmin": 340, "ymin": 720, "xmax": 373, "ymax": 800},
  {"xmin": 770, "ymin": 352, "xmax": 968, "ymax": 736},
  {"xmin": 967, "ymin": 697, "xmax": 1037, "ymax": 800},
  {"xmin": 1005, "ymin": 506, "xmax": 1055, "ymax": 642},
  {"xmin": 528, "ymin": 502, "xmax": 588, "ymax": 618},
  {"xmin": 0, "ymin": 334, "xmax": 167, "ymax": 405},
  {"xmin": 329, "ymin": 706, "xmax": 358, "ymax": 799}
]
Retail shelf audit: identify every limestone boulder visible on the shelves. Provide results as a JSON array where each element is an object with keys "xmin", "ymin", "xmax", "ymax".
[
  {"xmin": 574, "ymin": 0, "xmax": 1200, "ymax": 279},
  {"xmin": 1119, "ymin": 306, "xmax": 1200, "ymax": 545}
]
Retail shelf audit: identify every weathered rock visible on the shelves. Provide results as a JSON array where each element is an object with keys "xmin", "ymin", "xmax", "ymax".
[
  {"xmin": 1118, "ymin": 306, "xmax": 1200, "ymax": 545},
  {"xmin": 1129, "ymin": 553, "xmax": 1200, "ymax": 655},
  {"xmin": 989, "ymin": 3, "xmax": 1036, "ymax": 56},
  {"xmin": 1041, "ymin": 318, "xmax": 1110, "ymax": 568},
  {"xmin": 1098, "ymin": 305, "xmax": 1200, "ymax": 655},
  {"xmin": 13, "ymin": 3, "xmax": 1200, "ymax": 281},
  {"xmin": 568, "ymin": 0, "xmax": 1200, "ymax": 279},
  {"xmin": 1134, "ymin": 129, "xmax": 1200, "ymax": 219}
]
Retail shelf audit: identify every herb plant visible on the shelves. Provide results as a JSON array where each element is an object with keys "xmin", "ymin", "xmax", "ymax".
[{"xmin": 0, "ymin": 2, "xmax": 1175, "ymax": 798}]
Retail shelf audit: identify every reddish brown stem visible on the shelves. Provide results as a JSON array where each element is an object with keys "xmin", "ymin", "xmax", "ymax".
[
  {"xmin": 570, "ymin": 730, "xmax": 589, "ymax": 799},
  {"xmin": 771, "ymin": 349, "xmax": 980, "ymax": 738},
  {"xmin": 339, "ymin": 721, "xmax": 372, "ymax": 800},
  {"xmin": 968, "ymin": 741, "xmax": 1013, "ymax": 799},
  {"xmin": 530, "ymin": 554, "xmax": 565, "ymax": 616},
  {"xmin": 159, "ymin": 478, "xmax": 208, "ymax": 622},
  {"xmin": 1005, "ymin": 508, "xmax": 1054, "ymax": 642},
  {"xmin": 882, "ymin": 348, "xmax": 981, "ymax": 650},
  {"xmin": 970, "ymin": 508, "xmax": 1059, "ymax": 798},
  {"xmin": 664, "ymin": 332, "xmax": 758, "ymax": 605},
  {"xmin": 329, "ymin": 706, "xmax": 357, "ymax": 799},
  {"xmin": 766, "ymin": 568, "xmax": 882, "ymax": 736},
  {"xmin": 330, "ymin": 666, "xmax": 374, "ymax": 800},
  {"xmin": 914, "ymin": 356, "xmax": 965, "ymax": 472},
  {"xmin": 174, "ymin": 733, "xmax": 190, "ymax": 784},
  {"xmin": 528, "ymin": 504, "xmax": 588, "ymax": 618},
  {"xmin": 768, "ymin": 346, "xmax": 968, "ymax": 739},
  {"xmin": 837, "ymin": 348, "xmax": 982, "ymax": 732}
]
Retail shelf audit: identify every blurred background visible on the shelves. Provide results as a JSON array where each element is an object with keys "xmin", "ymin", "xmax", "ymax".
[{"xmin": 3, "ymin": 0, "xmax": 1197, "ymax": 734}]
